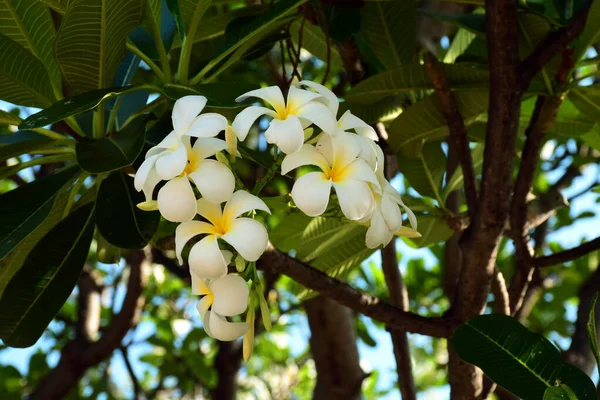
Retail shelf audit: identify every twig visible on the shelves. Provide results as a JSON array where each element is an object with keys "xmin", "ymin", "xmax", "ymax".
[
  {"xmin": 534, "ymin": 237, "xmax": 600, "ymax": 267},
  {"xmin": 120, "ymin": 346, "xmax": 143, "ymax": 399},
  {"xmin": 259, "ymin": 244, "xmax": 454, "ymax": 338},
  {"xmin": 491, "ymin": 268, "xmax": 510, "ymax": 315},
  {"xmin": 423, "ymin": 53, "xmax": 478, "ymax": 219}
]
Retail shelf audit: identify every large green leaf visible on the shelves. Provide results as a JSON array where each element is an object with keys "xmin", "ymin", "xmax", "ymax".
[
  {"xmin": 0, "ymin": 110, "xmax": 21, "ymax": 126},
  {"xmin": 0, "ymin": 202, "xmax": 95, "ymax": 348},
  {"xmin": 0, "ymin": 167, "xmax": 80, "ymax": 261},
  {"xmin": 96, "ymin": 170, "xmax": 159, "ymax": 248},
  {"xmin": 76, "ymin": 114, "xmax": 154, "ymax": 173},
  {"xmin": 361, "ymin": 0, "xmax": 416, "ymax": 68},
  {"xmin": 444, "ymin": 28, "xmax": 476, "ymax": 64},
  {"xmin": 520, "ymin": 96, "xmax": 595, "ymax": 137},
  {"xmin": 544, "ymin": 385, "xmax": 578, "ymax": 400},
  {"xmin": 39, "ymin": 0, "xmax": 73, "ymax": 12},
  {"xmin": 289, "ymin": 19, "xmax": 342, "ymax": 70},
  {"xmin": 343, "ymin": 96, "xmax": 403, "ymax": 124},
  {"xmin": 346, "ymin": 64, "xmax": 489, "ymax": 104},
  {"xmin": 569, "ymin": 86, "xmax": 600, "ymax": 123},
  {"xmin": 442, "ymin": 143, "xmax": 484, "ymax": 202},
  {"xmin": 55, "ymin": 0, "xmax": 144, "ymax": 94},
  {"xmin": 162, "ymin": 82, "xmax": 260, "ymax": 107},
  {"xmin": 586, "ymin": 292, "xmax": 600, "ymax": 373},
  {"xmin": 0, "ymin": 0, "xmax": 61, "ymax": 87},
  {"xmin": 0, "ymin": 33, "xmax": 55, "ymax": 107},
  {"xmin": 572, "ymin": 0, "xmax": 600, "ymax": 62},
  {"xmin": 387, "ymin": 91, "xmax": 489, "ymax": 155},
  {"xmin": 19, "ymin": 86, "xmax": 136, "ymax": 130},
  {"xmin": 406, "ymin": 215, "xmax": 453, "ymax": 248},
  {"xmin": 453, "ymin": 314, "xmax": 597, "ymax": 400},
  {"xmin": 397, "ymin": 142, "xmax": 446, "ymax": 201}
]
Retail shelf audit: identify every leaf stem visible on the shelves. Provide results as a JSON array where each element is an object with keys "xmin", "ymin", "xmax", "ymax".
[
  {"xmin": 252, "ymin": 152, "xmax": 284, "ymax": 195},
  {"xmin": 178, "ymin": 1, "xmax": 208, "ymax": 84},
  {"xmin": 126, "ymin": 41, "xmax": 167, "ymax": 83},
  {"xmin": 149, "ymin": 14, "xmax": 173, "ymax": 83},
  {"xmin": 32, "ymin": 128, "xmax": 70, "ymax": 140},
  {"xmin": 63, "ymin": 172, "xmax": 90, "ymax": 218},
  {"xmin": 93, "ymin": 104, "xmax": 105, "ymax": 139},
  {"xmin": 0, "ymin": 154, "xmax": 75, "ymax": 180}
]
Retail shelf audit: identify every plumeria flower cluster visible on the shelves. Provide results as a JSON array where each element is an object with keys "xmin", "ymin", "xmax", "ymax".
[{"xmin": 133, "ymin": 82, "xmax": 419, "ymax": 357}]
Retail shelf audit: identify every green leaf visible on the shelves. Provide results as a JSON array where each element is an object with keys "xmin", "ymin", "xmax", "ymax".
[
  {"xmin": 572, "ymin": 0, "xmax": 600, "ymax": 62},
  {"xmin": 343, "ymin": 96, "xmax": 403, "ymax": 124},
  {"xmin": 0, "ymin": 167, "xmax": 80, "ymax": 261},
  {"xmin": 452, "ymin": 314, "xmax": 597, "ymax": 400},
  {"xmin": 346, "ymin": 64, "xmax": 489, "ymax": 104},
  {"xmin": 162, "ymin": 82, "xmax": 260, "ymax": 107},
  {"xmin": 238, "ymin": 144, "xmax": 275, "ymax": 169},
  {"xmin": 39, "ymin": 0, "xmax": 73, "ymax": 13},
  {"xmin": 387, "ymin": 91, "xmax": 489, "ymax": 155},
  {"xmin": 97, "ymin": 170, "xmax": 159, "ymax": 248},
  {"xmin": 0, "ymin": 33, "xmax": 55, "ymax": 107},
  {"xmin": 569, "ymin": 86, "xmax": 600, "ymax": 123},
  {"xmin": 361, "ymin": 0, "xmax": 416, "ymax": 68},
  {"xmin": 406, "ymin": 215, "xmax": 453, "ymax": 248},
  {"xmin": 0, "ymin": 110, "xmax": 21, "ymax": 126},
  {"xmin": 419, "ymin": 9, "xmax": 486, "ymax": 36},
  {"xmin": 0, "ymin": 202, "xmax": 95, "ymax": 348},
  {"xmin": 0, "ymin": 0, "xmax": 61, "ymax": 87},
  {"xmin": 76, "ymin": 114, "xmax": 154, "ymax": 173},
  {"xmin": 442, "ymin": 143, "xmax": 484, "ymax": 202},
  {"xmin": 289, "ymin": 19, "xmax": 343, "ymax": 70},
  {"xmin": 19, "ymin": 86, "xmax": 137, "ymax": 130},
  {"xmin": 0, "ymin": 139, "xmax": 56, "ymax": 162},
  {"xmin": 96, "ymin": 232, "xmax": 122, "ymax": 263},
  {"xmin": 543, "ymin": 385, "xmax": 577, "ymax": 400},
  {"xmin": 444, "ymin": 28, "xmax": 477, "ymax": 64},
  {"xmin": 582, "ymin": 129, "xmax": 600, "ymax": 151},
  {"xmin": 397, "ymin": 142, "xmax": 446, "ymax": 201},
  {"xmin": 55, "ymin": 0, "xmax": 144, "ymax": 94},
  {"xmin": 586, "ymin": 292, "xmax": 600, "ymax": 373}
]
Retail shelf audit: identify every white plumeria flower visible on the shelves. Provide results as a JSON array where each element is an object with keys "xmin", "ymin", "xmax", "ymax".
[
  {"xmin": 134, "ymin": 96, "xmax": 230, "ymax": 222},
  {"xmin": 175, "ymin": 191, "xmax": 271, "ymax": 279},
  {"xmin": 231, "ymin": 85, "xmax": 337, "ymax": 154},
  {"xmin": 282, "ymin": 133, "xmax": 379, "ymax": 220},
  {"xmin": 359, "ymin": 146, "xmax": 419, "ymax": 248},
  {"xmin": 196, "ymin": 274, "xmax": 249, "ymax": 341}
]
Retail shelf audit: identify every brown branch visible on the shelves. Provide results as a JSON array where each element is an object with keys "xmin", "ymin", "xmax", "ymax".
[
  {"xmin": 534, "ymin": 237, "xmax": 600, "ymax": 267},
  {"xmin": 32, "ymin": 250, "xmax": 149, "ymax": 400},
  {"xmin": 381, "ymin": 240, "xmax": 417, "ymax": 400},
  {"xmin": 259, "ymin": 244, "xmax": 454, "ymax": 338},
  {"xmin": 509, "ymin": 95, "xmax": 564, "ymax": 313},
  {"xmin": 491, "ymin": 268, "xmax": 510, "ymax": 315},
  {"xmin": 424, "ymin": 53, "xmax": 477, "ymax": 218},
  {"xmin": 516, "ymin": 0, "xmax": 593, "ymax": 89},
  {"xmin": 120, "ymin": 346, "xmax": 143, "ymax": 399}
]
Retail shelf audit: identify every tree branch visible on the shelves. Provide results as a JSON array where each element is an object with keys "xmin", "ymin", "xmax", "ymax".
[
  {"xmin": 491, "ymin": 268, "xmax": 510, "ymax": 315},
  {"xmin": 424, "ymin": 53, "xmax": 477, "ymax": 218},
  {"xmin": 259, "ymin": 244, "xmax": 454, "ymax": 338},
  {"xmin": 534, "ymin": 237, "xmax": 600, "ymax": 267},
  {"xmin": 509, "ymin": 95, "xmax": 564, "ymax": 313}
]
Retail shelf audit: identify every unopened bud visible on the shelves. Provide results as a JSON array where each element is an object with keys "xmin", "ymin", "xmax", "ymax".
[
  {"xmin": 225, "ymin": 125, "xmax": 238, "ymax": 160},
  {"xmin": 235, "ymin": 254, "xmax": 247, "ymax": 273},
  {"xmin": 243, "ymin": 297, "xmax": 256, "ymax": 362},
  {"xmin": 257, "ymin": 288, "xmax": 271, "ymax": 332},
  {"xmin": 215, "ymin": 151, "xmax": 230, "ymax": 168}
]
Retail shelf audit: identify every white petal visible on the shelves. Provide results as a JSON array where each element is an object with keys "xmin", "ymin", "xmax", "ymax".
[
  {"xmin": 355, "ymin": 135, "xmax": 379, "ymax": 171},
  {"xmin": 210, "ymin": 274, "xmax": 249, "ymax": 316},
  {"xmin": 338, "ymin": 110, "xmax": 378, "ymax": 140},
  {"xmin": 365, "ymin": 208, "xmax": 392, "ymax": 249},
  {"xmin": 148, "ymin": 131, "xmax": 179, "ymax": 157},
  {"xmin": 175, "ymin": 221, "xmax": 214, "ymax": 264},
  {"xmin": 142, "ymin": 169, "xmax": 162, "ymax": 202},
  {"xmin": 196, "ymin": 198, "xmax": 223, "ymax": 225},
  {"xmin": 197, "ymin": 295, "xmax": 212, "ymax": 317},
  {"xmin": 291, "ymin": 172, "xmax": 331, "ymax": 217},
  {"xmin": 297, "ymin": 80, "xmax": 339, "ymax": 116},
  {"xmin": 186, "ymin": 113, "xmax": 228, "ymax": 138},
  {"xmin": 231, "ymin": 106, "xmax": 275, "ymax": 141},
  {"xmin": 380, "ymin": 195, "xmax": 403, "ymax": 233},
  {"xmin": 236, "ymin": 86, "xmax": 285, "ymax": 113},
  {"xmin": 190, "ymin": 269, "xmax": 204, "ymax": 295},
  {"xmin": 155, "ymin": 144, "xmax": 187, "ymax": 180},
  {"xmin": 189, "ymin": 235, "xmax": 228, "ymax": 279},
  {"xmin": 192, "ymin": 138, "xmax": 228, "ymax": 160},
  {"xmin": 286, "ymin": 86, "xmax": 322, "ymax": 112},
  {"xmin": 333, "ymin": 179, "xmax": 375, "ymax": 221},
  {"xmin": 222, "ymin": 218, "xmax": 268, "ymax": 262},
  {"xmin": 315, "ymin": 133, "xmax": 334, "ymax": 165},
  {"xmin": 134, "ymin": 154, "xmax": 159, "ymax": 191},
  {"xmin": 223, "ymin": 190, "xmax": 271, "ymax": 221},
  {"xmin": 264, "ymin": 115, "xmax": 304, "ymax": 154},
  {"xmin": 345, "ymin": 158, "xmax": 380, "ymax": 188},
  {"xmin": 330, "ymin": 132, "xmax": 361, "ymax": 169},
  {"xmin": 173, "ymin": 96, "xmax": 207, "ymax": 136},
  {"xmin": 385, "ymin": 183, "xmax": 418, "ymax": 230},
  {"xmin": 281, "ymin": 144, "xmax": 329, "ymax": 175},
  {"xmin": 189, "ymin": 159, "xmax": 235, "ymax": 204},
  {"xmin": 157, "ymin": 176, "xmax": 197, "ymax": 222},
  {"xmin": 295, "ymin": 102, "xmax": 337, "ymax": 135},
  {"xmin": 207, "ymin": 309, "xmax": 249, "ymax": 341}
]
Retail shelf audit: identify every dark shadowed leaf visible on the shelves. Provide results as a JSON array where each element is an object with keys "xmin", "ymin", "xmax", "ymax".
[
  {"xmin": 586, "ymin": 292, "xmax": 600, "ymax": 372},
  {"xmin": 97, "ymin": 171, "xmax": 159, "ymax": 249},
  {"xmin": 163, "ymin": 82, "xmax": 260, "ymax": 107},
  {"xmin": 453, "ymin": 314, "xmax": 597, "ymax": 400},
  {"xmin": 397, "ymin": 142, "xmax": 446, "ymax": 200},
  {"xmin": 19, "ymin": 87, "xmax": 137, "ymax": 130},
  {"xmin": 289, "ymin": 19, "xmax": 343, "ymax": 69},
  {"xmin": 0, "ymin": 167, "xmax": 80, "ymax": 261},
  {"xmin": 0, "ymin": 202, "xmax": 95, "ymax": 348},
  {"xmin": 55, "ymin": 0, "xmax": 144, "ymax": 94},
  {"xmin": 76, "ymin": 114, "xmax": 155, "ymax": 173}
]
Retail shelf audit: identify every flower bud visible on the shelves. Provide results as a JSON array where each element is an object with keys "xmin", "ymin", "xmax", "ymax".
[{"xmin": 235, "ymin": 254, "xmax": 247, "ymax": 273}]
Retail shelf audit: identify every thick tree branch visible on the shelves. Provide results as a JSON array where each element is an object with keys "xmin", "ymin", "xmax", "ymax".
[
  {"xmin": 381, "ymin": 240, "xmax": 417, "ymax": 400},
  {"xmin": 509, "ymin": 95, "xmax": 564, "ymax": 313},
  {"xmin": 260, "ymin": 244, "xmax": 454, "ymax": 338},
  {"xmin": 424, "ymin": 53, "xmax": 477, "ymax": 218},
  {"xmin": 534, "ymin": 237, "xmax": 600, "ymax": 267},
  {"xmin": 32, "ymin": 250, "xmax": 149, "ymax": 400},
  {"xmin": 516, "ymin": 1, "xmax": 593, "ymax": 89}
]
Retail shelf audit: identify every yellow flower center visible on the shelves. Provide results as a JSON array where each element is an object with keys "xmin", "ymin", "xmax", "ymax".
[
  {"xmin": 210, "ymin": 216, "xmax": 231, "ymax": 237},
  {"xmin": 324, "ymin": 164, "xmax": 348, "ymax": 183},
  {"xmin": 183, "ymin": 150, "xmax": 199, "ymax": 176}
]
